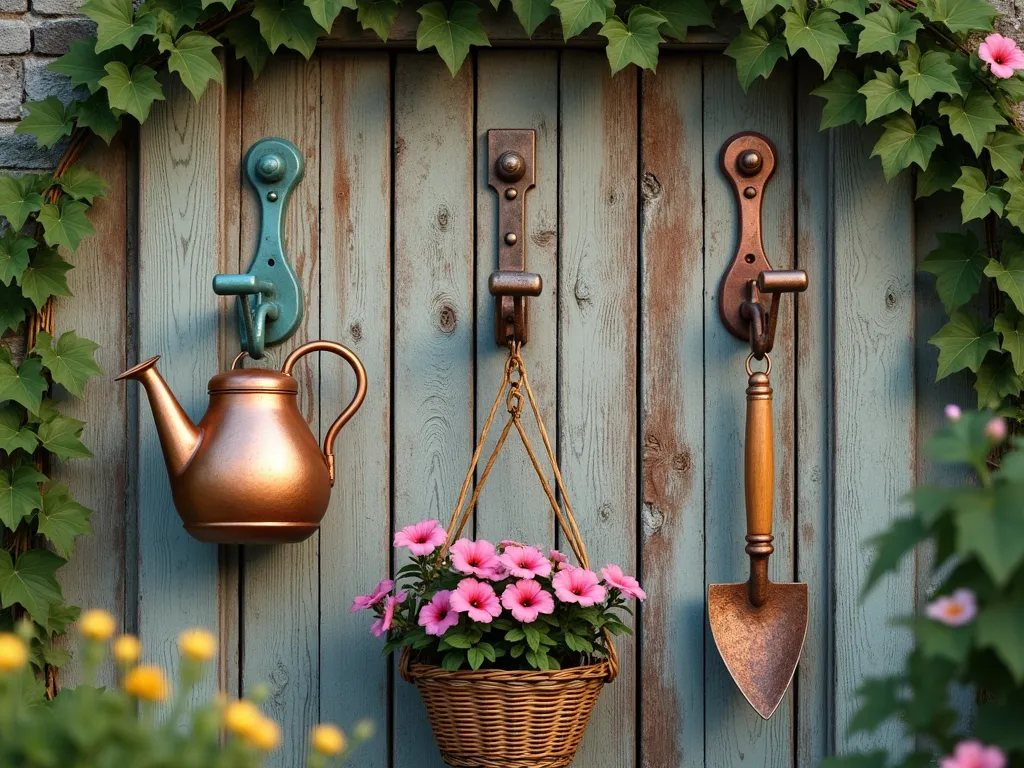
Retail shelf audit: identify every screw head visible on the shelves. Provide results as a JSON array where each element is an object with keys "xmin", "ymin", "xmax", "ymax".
[
  {"xmin": 496, "ymin": 151, "xmax": 526, "ymax": 183},
  {"xmin": 504, "ymin": 232, "xmax": 518, "ymax": 246},
  {"xmin": 505, "ymin": 188, "xmax": 518, "ymax": 200},
  {"xmin": 256, "ymin": 153, "xmax": 285, "ymax": 183},
  {"xmin": 737, "ymin": 150, "xmax": 762, "ymax": 176},
  {"xmin": 267, "ymin": 191, "xmax": 279, "ymax": 202},
  {"xmin": 743, "ymin": 186, "xmax": 757, "ymax": 199}
]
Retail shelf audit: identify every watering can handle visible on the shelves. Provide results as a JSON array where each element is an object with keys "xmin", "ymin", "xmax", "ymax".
[
  {"xmin": 744, "ymin": 354, "xmax": 774, "ymax": 608},
  {"xmin": 282, "ymin": 340, "xmax": 368, "ymax": 487}
]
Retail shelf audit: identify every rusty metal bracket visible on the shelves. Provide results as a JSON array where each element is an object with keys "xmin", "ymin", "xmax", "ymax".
[{"xmin": 488, "ymin": 129, "xmax": 540, "ymax": 346}]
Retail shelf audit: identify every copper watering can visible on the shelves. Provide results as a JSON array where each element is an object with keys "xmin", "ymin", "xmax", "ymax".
[{"xmin": 118, "ymin": 341, "xmax": 367, "ymax": 544}]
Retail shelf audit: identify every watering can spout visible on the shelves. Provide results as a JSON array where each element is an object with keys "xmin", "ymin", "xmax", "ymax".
[{"xmin": 117, "ymin": 356, "xmax": 201, "ymax": 477}]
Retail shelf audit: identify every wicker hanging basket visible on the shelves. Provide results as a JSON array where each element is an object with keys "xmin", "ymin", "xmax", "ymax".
[{"xmin": 400, "ymin": 346, "xmax": 619, "ymax": 768}]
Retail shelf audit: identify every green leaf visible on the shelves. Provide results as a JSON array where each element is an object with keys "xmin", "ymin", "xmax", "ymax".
[
  {"xmin": 467, "ymin": 646, "xmax": 485, "ymax": 670},
  {"xmin": 157, "ymin": 31, "xmax": 222, "ymax": 101},
  {"xmin": 953, "ymin": 484, "xmax": 1024, "ymax": 585},
  {"xmin": 0, "ymin": 175, "xmax": 43, "ymax": 231},
  {"xmin": 740, "ymin": 0, "xmax": 789, "ymax": 27},
  {"xmin": 974, "ymin": 352, "xmax": 1022, "ymax": 408},
  {"xmin": 985, "ymin": 130, "xmax": 1024, "ymax": 183},
  {"xmin": 0, "ymin": 404, "xmax": 36, "ymax": 455},
  {"xmin": 0, "ymin": 230, "xmax": 33, "ymax": 287},
  {"xmin": 650, "ymin": 0, "xmax": 712, "ymax": 40},
  {"xmin": 909, "ymin": 617, "xmax": 973, "ymax": 664},
  {"xmin": 72, "ymin": 92, "xmax": 123, "ymax": 145},
  {"xmin": 0, "ymin": 356, "xmax": 46, "ymax": 414},
  {"xmin": 928, "ymin": 310, "xmax": 1000, "ymax": 379},
  {"xmin": 141, "ymin": 0, "xmax": 206, "ymax": 32},
  {"xmin": 252, "ymin": 0, "xmax": 324, "ymax": 57},
  {"xmin": 14, "ymin": 98, "xmax": 74, "ymax": 150},
  {"xmin": 40, "ymin": 416, "xmax": 96, "ymax": 459},
  {"xmin": 19, "ymin": 247, "xmax": 72, "ymax": 311},
  {"xmin": 917, "ymin": 0, "xmax": 996, "ymax": 32},
  {"xmin": 440, "ymin": 650, "xmax": 464, "ymax": 670},
  {"xmin": 899, "ymin": 45, "xmax": 961, "ymax": 104},
  {"xmin": 356, "ymin": 0, "xmax": 400, "ymax": 41},
  {"xmin": 35, "ymin": 483, "xmax": 93, "ymax": 558},
  {"xmin": 952, "ymin": 166, "xmax": 1006, "ymax": 222},
  {"xmin": 862, "ymin": 516, "xmax": 928, "ymax": 595},
  {"xmin": 0, "ymin": 467, "xmax": 47, "ymax": 530},
  {"xmin": 859, "ymin": 68, "xmax": 912, "ymax": 123},
  {"xmin": 916, "ymin": 149, "xmax": 961, "ymax": 198},
  {"xmin": 854, "ymin": 2, "xmax": 922, "ymax": 57},
  {"xmin": 848, "ymin": 678, "xmax": 903, "ymax": 736},
  {"xmin": 55, "ymin": 166, "xmax": 109, "ymax": 205},
  {"xmin": 984, "ymin": 248, "xmax": 1024, "ymax": 312},
  {"xmin": 939, "ymin": 89, "xmax": 1007, "ymax": 157},
  {"xmin": 222, "ymin": 17, "xmax": 271, "ymax": 78},
  {"xmin": 304, "ymin": 0, "xmax": 346, "ymax": 29},
  {"xmin": 416, "ymin": 1, "xmax": 490, "ymax": 75},
  {"xmin": 782, "ymin": 7, "xmax": 845, "ymax": 78},
  {"xmin": 724, "ymin": 24, "xmax": 789, "ymax": 91},
  {"xmin": 811, "ymin": 70, "xmax": 866, "ymax": 129},
  {"xmin": 31, "ymin": 331, "xmax": 102, "ymax": 397},
  {"xmin": 825, "ymin": 0, "xmax": 868, "ymax": 14},
  {"xmin": 99, "ymin": 62, "xmax": 165, "ymax": 122},
  {"xmin": 48, "ymin": 39, "xmax": 118, "ymax": 95},
  {"xmin": 82, "ymin": 0, "xmax": 159, "ymax": 52},
  {"xmin": 919, "ymin": 231, "xmax": 986, "ymax": 313},
  {"xmin": 0, "ymin": 549, "xmax": 65, "ymax": 626},
  {"xmin": 37, "ymin": 198, "xmax": 95, "ymax": 253},
  {"xmin": 869, "ymin": 113, "xmax": 941, "ymax": 181},
  {"xmin": 599, "ymin": 7, "xmax": 666, "ymax": 74},
  {"xmin": 510, "ymin": 0, "xmax": 554, "ymax": 35},
  {"xmin": 995, "ymin": 305, "xmax": 1024, "ymax": 375},
  {"xmin": 552, "ymin": 0, "xmax": 613, "ymax": 39},
  {"xmin": 0, "ymin": 283, "xmax": 29, "ymax": 334}
]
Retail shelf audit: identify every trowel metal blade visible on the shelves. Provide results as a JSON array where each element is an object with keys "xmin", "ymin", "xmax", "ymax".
[{"xmin": 708, "ymin": 581, "xmax": 809, "ymax": 719}]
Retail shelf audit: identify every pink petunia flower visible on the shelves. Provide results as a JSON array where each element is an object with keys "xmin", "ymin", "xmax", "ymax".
[
  {"xmin": 985, "ymin": 417, "xmax": 1008, "ymax": 442},
  {"xmin": 499, "ymin": 546, "xmax": 553, "ymax": 579},
  {"xmin": 600, "ymin": 565, "xmax": 647, "ymax": 601},
  {"xmin": 351, "ymin": 579, "xmax": 394, "ymax": 613},
  {"xmin": 979, "ymin": 34, "xmax": 1024, "ymax": 79},
  {"xmin": 926, "ymin": 588, "xmax": 977, "ymax": 627},
  {"xmin": 370, "ymin": 591, "xmax": 406, "ymax": 637},
  {"xmin": 418, "ymin": 590, "xmax": 459, "ymax": 637},
  {"xmin": 552, "ymin": 567, "xmax": 606, "ymax": 607},
  {"xmin": 501, "ymin": 579, "xmax": 555, "ymax": 623},
  {"xmin": 451, "ymin": 539, "xmax": 502, "ymax": 579},
  {"xmin": 945, "ymin": 404, "xmax": 962, "ymax": 421},
  {"xmin": 940, "ymin": 740, "xmax": 1007, "ymax": 768},
  {"xmin": 450, "ymin": 578, "xmax": 502, "ymax": 623},
  {"xmin": 394, "ymin": 520, "xmax": 447, "ymax": 556}
]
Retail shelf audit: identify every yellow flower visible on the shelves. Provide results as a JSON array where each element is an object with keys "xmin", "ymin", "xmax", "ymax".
[
  {"xmin": 79, "ymin": 609, "xmax": 116, "ymax": 642},
  {"xmin": 311, "ymin": 724, "xmax": 346, "ymax": 756},
  {"xmin": 353, "ymin": 719, "xmax": 375, "ymax": 742},
  {"xmin": 178, "ymin": 628, "xmax": 216, "ymax": 662},
  {"xmin": 247, "ymin": 717, "xmax": 281, "ymax": 752},
  {"xmin": 0, "ymin": 633, "xmax": 27, "ymax": 672},
  {"xmin": 124, "ymin": 665, "xmax": 170, "ymax": 702},
  {"xmin": 112, "ymin": 635, "xmax": 141, "ymax": 665},
  {"xmin": 224, "ymin": 700, "xmax": 262, "ymax": 737}
]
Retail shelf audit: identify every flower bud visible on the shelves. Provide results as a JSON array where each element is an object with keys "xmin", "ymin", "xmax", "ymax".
[
  {"xmin": 985, "ymin": 417, "xmax": 1008, "ymax": 442},
  {"xmin": 944, "ymin": 404, "xmax": 962, "ymax": 421},
  {"xmin": 311, "ymin": 724, "xmax": 346, "ymax": 755},
  {"xmin": 79, "ymin": 609, "xmax": 116, "ymax": 642},
  {"xmin": 178, "ymin": 628, "xmax": 216, "ymax": 662},
  {"xmin": 124, "ymin": 665, "xmax": 170, "ymax": 702},
  {"xmin": 353, "ymin": 719, "xmax": 375, "ymax": 741},
  {"xmin": 113, "ymin": 635, "xmax": 141, "ymax": 665}
]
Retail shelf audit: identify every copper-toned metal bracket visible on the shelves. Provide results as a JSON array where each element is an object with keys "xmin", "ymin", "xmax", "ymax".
[{"xmin": 488, "ymin": 129, "xmax": 540, "ymax": 346}]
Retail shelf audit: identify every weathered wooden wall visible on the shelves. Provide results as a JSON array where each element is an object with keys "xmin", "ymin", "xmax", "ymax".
[{"xmin": 56, "ymin": 48, "xmax": 952, "ymax": 766}]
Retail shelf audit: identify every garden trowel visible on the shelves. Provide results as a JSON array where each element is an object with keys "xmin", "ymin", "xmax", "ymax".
[{"xmin": 708, "ymin": 363, "xmax": 808, "ymax": 719}]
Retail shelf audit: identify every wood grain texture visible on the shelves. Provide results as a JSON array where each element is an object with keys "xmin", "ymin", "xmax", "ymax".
[
  {"xmin": 317, "ymin": 52, "xmax": 392, "ymax": 766},
  {"xmin": 832, "ymin": 125, "xmax": 915, "ymax": 756},
  {"xmin": 238, "ymin": 54, "xmax": 322, "ymax": 768},
  {"xmin": 392, "ymin": 54, "xmax": 475, "ymax": 768},
  {"xmin": 638, "ymin": 54, "xmax": 706, "ymax": 768},
  {"xmin": 701, "ymin": 56, "xmax": 795, "ymax": 767},
  {"xmin": 474, "ymin": 51, "xmax": 559, "ymax": 548},
  {"xmin": 558, "ymin": 52, "xmax": 637, "ymax": 768}
]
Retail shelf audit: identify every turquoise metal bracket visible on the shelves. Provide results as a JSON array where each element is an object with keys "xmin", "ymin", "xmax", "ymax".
[{"xmin": 213, "ymin": 137, "xmax": 305, "ymax": 359}]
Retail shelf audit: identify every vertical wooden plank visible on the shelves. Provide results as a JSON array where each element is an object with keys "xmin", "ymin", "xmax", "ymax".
[
  {"xmin": 474, "ymin": 51, "xmax": 558, "ymax": 547},
  {"xmin": 832, "ymin": 126, "xmax": 915, "ymax": 755},
  {"xmin": 392, "ymin": 54, "xmax": 474, "ymax": 768},
  {"xmin": 238, "ymin": 54, "xmax": 321, "ymax": 768},
  {"xmin": 702, "ymin": 56, "xmax": 796, "ymax": 767},
  {"xmin": 559, "ymin": 52, "xmax": 637, "ymax": 768},
  {"xmin": 638, "ymin": 54, "xmax": 705, "ymax": 768},
  {"xmin": 318, "ymin": 52, "xmax": 391, "ymax": 765},
  {"xmin": 795, "ymin": 69, "xmax": 833, "ymax": 766}
]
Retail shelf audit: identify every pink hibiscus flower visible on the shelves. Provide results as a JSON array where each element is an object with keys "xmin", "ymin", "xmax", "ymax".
[
  {"xmin": 601, "ymin": 565, "xmax": 647, "ymax": 601},
  {"xmin": 451, "ymin": 539, "xmax": 502, "ymax": 579},
  {"xmin": 979, "ymin": 34, "xmax": 1024, "ymax": 79},
  {"xmin": 351, "ymin": 579, "xmax": 394, "ymax": 613},
  {"xmin": 418, "ymin": 590, "xmax": 459, "ymax": 637},
  {"xmin": 926, "ymin": 588, "xmax": 977, "ymax": 627},
  {"xmin": 499, "ymin": 545, "xmax": 552, "ymax": 579},
  {"xmin": 553, "ymin": 567, "xmax": 606, "ymax": 607},
  {"xmin": 501, "ymin": 579, "xmax": 555, "ymax": 623},
  {"xmin": 394, "ymin": 520, "xmax": 447, "ymax": 556},
  {"xmin": 940, "ymin": 740, "xmax": 1006, "ymax": 768},
  {"xmin": 450, "ymin": 578, "xmax": 502, "ymax": 623},
  {"xmin": 370, "ymin": 591, "xmax": 406, "ymax": 637}
]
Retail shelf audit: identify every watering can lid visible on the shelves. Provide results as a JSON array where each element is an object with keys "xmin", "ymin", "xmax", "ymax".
[{"xmin": 208, "ymin": 368, "xmax": 299, "ymax": 394}]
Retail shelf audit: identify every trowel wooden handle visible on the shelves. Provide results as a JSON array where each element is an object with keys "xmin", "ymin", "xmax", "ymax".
[{"xmin": 744, "ymin": 369, "xmax": 774, "ymax": 545}]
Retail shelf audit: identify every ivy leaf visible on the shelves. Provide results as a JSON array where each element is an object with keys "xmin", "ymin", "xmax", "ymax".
[
  {"xmin": 82, "ymin": 0, "xmax": 159, "ymax": 52},
  {"xmin": 908, "ymin": 616, "xmax": 973, "ymax": 664},
  {"xmin": 0, "ymin": 356, "xmax": 46, "ymax": 414},
  {"xmin": 1005, "ymin": 179, "xmax": 1024, "ymax": 230},
  {"xmin": 356, "ymin": 0, "xmax": 401, "ymax": 41},
  {"xmin": 899, "ymin": 44, "xmax": 961, "ymax": 104},
  {"xmin": 854, "ymin": 2, "xmax": 922, "ymax": 57},
  {"xmin": 252, "ymin": 0, "xmax": 324, "ymax": 58},
  {"xmin": 954, "ymin": 484, "xmax": 1024, "ymax": 585},
  {"xmin": 0, "ymin": 549, "xmax": 65, "ymax": 626},
  {"xmin": 782, "ymin": 7, "xmax": 845, "ymax": 78},
  {"xmin": 99, "ymin": 62, "xmax": 165, "ymax": 122},
  {"xmin": 304, "ymin": 0, "xmax": 346, "ymax": 30},
  {"xmin": 862, "ymin": 516, "xmax": 928, "ymax": 595},
  {"xmin": 0, "ymin": 175, "xmax": 43, "ymax": 230},
  {"xmin": 222, "ymin": 17, "xmax": 270, "ymax": 78},
  {"xmin": 725, "ymin": 24, "xmax": 789, "ymax": 91},
  {"xmin": 918, "ymin": 0, "xmax": 996, "ymax": 32},
  {"xmin": 952, "ymin": 166, "xmax": 1006, "ymax": 222},
  {"xmin": 510, "ymin": 0, "xmax": 554, "ymax": 35},
  {"xmin": 140, "ymin": 0, "xmax": 205, "ymax": 33},
  {"xmin": 859, "ymin": 68, "xmax": 912, "ymax": 123},
  {"xmin": 985, "ymin": 130, "xmax": 1024, "ymax": 183},
  {"xmin": 847, "ymin": 678, "xmax": 902, "ymax": 736},
  {"xmin": 13, "ymin": 99, "xmax": 74, "ymax": 150},
  {"xmin": 599, "ymin": 7, "xmax": 667, "ymax": 74},
  {"xmin": 0, "ymin": 467, "xmax": 46, "ymax": 531},
  {"xmin": 0, "ymin": 404, "xmax": 37, "ymax": 455},
  {"xmin": 976, "ymin": 598, "xmax": 1024, "ymax": 683},
  {"xmin": 72, "ymin": 92, "xmax": 123, "ymax": 145},
  {"xmin": 31, "ymin": 331, "xmax": 103, "ymax": 397},
  {"xmin": 916, "ymin": 149, "xmax": 961, "ymax": 198},
  {"xmin": 740, "ymin": 0, "xmax": 790, "ymax": 27},
  {"xmin": 47, "ymin": 39, "xmax": 117, "ymax": 95},
  {"xmin": 650, "ymin": 0, "xmax": 712, "ymax": 40},
  {"xmin": 552, "ymin": 0, "xmax": 613, "ymax": 40},
  {"xmin": 0, "ymin": 230, "xmax": 33, "ymax": 286},
  {"xmin": 0, "ymin": 284, "xmax": 28, "ymax": 334},
  {"xmin": 37, "ymin": 198, "xmax": 95, "ymax": 253},
  {"xmin": 994, "ymin": 305, "xmax": 1024, "ymax": 375},
  {"xmin": 416, "ymin": 1, "xmax": 490, "ymax": 75},
  {"xmin": 974, "ymin": 351, "xmax": 1022, "ymax": 408},
  {"xmin": 825, "ymin": 0, "xmax": 868, "ymax": 15},
  {"xmin": 939, "ymin": 89, "xmax": 1007, "ymax": 157},
  {"xmin": 928, "ymin": 310, "xmax": 1000, "ymax": 379},
  {"xmin": 37, "ymin": 414, "xmax": 92, "ymax": 460},
  {"xmin": 811, "ymin": 70, "xmax": 866, "ymax": 129},
  {"xmin": 55, "ymin": 166, "xmax": 109, "ymax": 205},
  {"xmin": 19, "ymin": 247, "xmax": 73, "ymax": 311},
  {"xmin": 869, "ymin": 113, "xmax": 941, "ymax": 181},
  {"xmin": 919, "ymin": 231, "xmax": 986, "ymax": 313},
  {"xmin": 36, "ymin": 484, "xmax": 93, "ymax": 558},
  {"xmin": 156, "ymin": 31, "xmax": 222, "ymax": 101},
  {"xmin": 984, "ymin": 248, "xmax": 1024, "ymax": 312}
]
